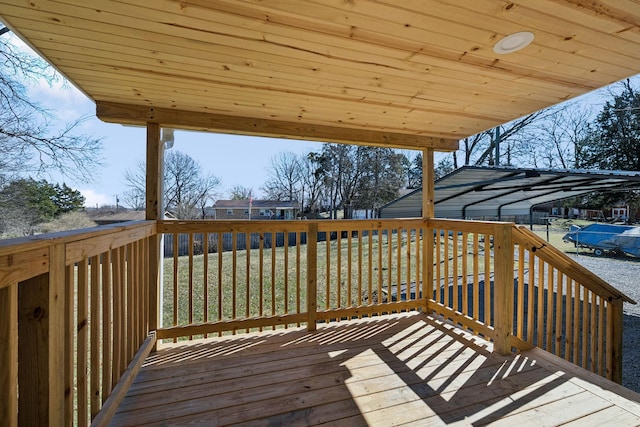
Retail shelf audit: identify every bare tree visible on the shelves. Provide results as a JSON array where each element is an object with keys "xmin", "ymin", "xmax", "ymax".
[
  {"xmin": 531, "ymin": 104, "xmax": 591, "ymax": 168},
  {"xmin": 124, "ymin": 150, "xmax": 221, "ymax": 219},
  {"xmin": 0, "ymin": 28, "xmax": 102, "ymax": 181},
  {"xmin": 300, "ymin": 152, "xmax": 325, "ymax": 214},
  {"xmin": 261, "ymin": 152, "xmax": 302, "ymax": 201},
  {"xmin": 229, "ymin": 185, "xmax": 252, "ymax": 200},
  {"xmin": 122, "ymin": 160, "xmax": 146, "ymax": 209}
]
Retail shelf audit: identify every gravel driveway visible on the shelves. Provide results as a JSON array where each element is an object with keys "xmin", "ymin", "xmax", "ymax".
[{"xmin": 570, "ymin": 253, "xmax": 640, "ymax": 393}]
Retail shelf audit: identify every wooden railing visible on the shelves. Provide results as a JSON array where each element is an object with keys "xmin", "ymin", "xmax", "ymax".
[
  {"xmin": 511, "ymin": 225, "xmax": 632, "ymax": 382},
  {"xmin": 0, "ymin": 221, "xmax": 157, "ymax": 426},
  {"xmin": 156, "ymin": 219, "xmax": 428, "ymax": 340},
  {"xmin": 0, "ymin": 218, "xmax": 634, "ymax": 425}
]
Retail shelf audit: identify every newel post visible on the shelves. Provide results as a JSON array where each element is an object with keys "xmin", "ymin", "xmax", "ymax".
[
  {"xmin": 17, "ymin": 243, "xmax": 66, "ymax": 426},
  {"xmin": 146, "ymin": 122, "xmax": 164, "ymax": 340},
  {"xmin": 307, "ymin": 222, "xmax": 318, "ymax": 331},
  {"xmin": 610, "ymin": 299, "xmax": 624, "ymax": 383},
  {"xmin": 493, "ymin": 223, "xmax": 514, "ymax": 355}
]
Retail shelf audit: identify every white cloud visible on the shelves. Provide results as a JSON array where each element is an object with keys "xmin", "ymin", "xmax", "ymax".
[{"xmin": 81, "ymin": 189, "xmax": 112, "ymax": 208}]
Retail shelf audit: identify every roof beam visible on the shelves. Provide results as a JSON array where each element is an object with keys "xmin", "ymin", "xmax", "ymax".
[{"xmin": 96, "ymin": 101, "xmax": 459, "ymax": 151}]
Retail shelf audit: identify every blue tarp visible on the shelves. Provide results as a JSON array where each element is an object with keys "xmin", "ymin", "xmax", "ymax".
[{"xmin": 563, "ymin": 223, "xmax": 640, "ymax": 257}]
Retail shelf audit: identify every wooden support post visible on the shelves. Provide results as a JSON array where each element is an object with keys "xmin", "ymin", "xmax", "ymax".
[
  {"xmin": 610, "ymin": 299, "xmax": 623, "ymax": 384},
  {"xmin": 0, "ymin": 282, "xmax": 18, "ymax": 427},
  {"xmin": 422, "ymin": 149, "xmax": 435, "ymax": 310},
  {"xmin": 493, "ymin": 224, "xmax": 514, "ymax": 355},
  {"xmin": 17, "ymin": 244, "xmax": 65, "ymax": 426},
  {"xmin": 146, "ymin": 122, "xmax": 163, "ymax": 338},
  {"xmin": 422, "ymin": 149, "xmax": 435, "ymax": 219},
  {"xmin": 307, "ymin": 223, "xmax": 318, "ymax": 331}
]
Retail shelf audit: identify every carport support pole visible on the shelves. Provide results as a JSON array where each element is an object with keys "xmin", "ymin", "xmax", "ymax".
[
  {"xmin": 422, "ymin": 149, "xmax": 435, "ymax": 311},
  {"xmin": 146, "ymin": 122, "xmax": 164, "ymax": 347}
]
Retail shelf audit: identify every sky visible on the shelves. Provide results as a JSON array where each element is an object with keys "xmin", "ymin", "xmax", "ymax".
[
  {"xmin": 32, "ymin": 80, "xmax": 329, "ymax": 208},
  {"xmin": 11, "ymin": 34, "xmax": 627, "ymax": 209}
]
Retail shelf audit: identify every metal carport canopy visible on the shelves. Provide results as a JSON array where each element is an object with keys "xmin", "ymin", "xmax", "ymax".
[{"xmin": 379, "ymin": 166, "xmax": 640, "ymax": 220}]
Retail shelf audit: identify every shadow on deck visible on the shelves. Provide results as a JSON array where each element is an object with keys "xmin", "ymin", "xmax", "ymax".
[{"xmin": 111, "ymin": 312, "xmax": 640, "ymax": 426}]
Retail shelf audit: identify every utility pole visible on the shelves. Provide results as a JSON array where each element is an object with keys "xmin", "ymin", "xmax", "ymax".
[{"xmin": 495, "ymin": 126, "xmax": 501, "ymax": 166}]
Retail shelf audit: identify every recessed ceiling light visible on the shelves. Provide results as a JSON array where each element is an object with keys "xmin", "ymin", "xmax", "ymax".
[{"xmin": 493, "ymin": 31, "xmax": 534, "ymax": 54}]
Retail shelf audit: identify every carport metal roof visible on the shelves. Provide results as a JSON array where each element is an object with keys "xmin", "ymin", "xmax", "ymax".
[{"xmin": 379, "ymin": 166, "xmax": 640, "ymax": 219}]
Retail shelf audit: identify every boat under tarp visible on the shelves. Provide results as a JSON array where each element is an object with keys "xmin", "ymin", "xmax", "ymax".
[{"xmin": 563, "ymin": 223, "xmax": 640, "ymax": 257}]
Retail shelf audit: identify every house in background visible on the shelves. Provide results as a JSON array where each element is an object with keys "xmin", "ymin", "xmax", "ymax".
[{"xmin": 211, "ymin": 199, "xmax": 300, "ymax": 220}]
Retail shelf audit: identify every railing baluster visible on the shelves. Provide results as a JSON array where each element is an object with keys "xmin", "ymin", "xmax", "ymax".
[
  {"xmin": 590, "ymin": 291, "xmax": 597, "ymax": 372},
  {"xmin": 307, "ymin": 223, "xmax": 318, "ymax": 331},
  {"xmin": 396, "ymin": 228, "xmax": 401, "ymax": 305},
  {"xmin": 536, "ymin": 257, "xmax": 544, "ymax": 348},
  {"xmin": 188, "ymin": 233, "xmax": 194, "ymax": 338},
  {"xmin": 358, "ymin": 230, "xmax": 363, "ymax": 308},
  {"xmin": 126, "ymin": 243, "xmax": 135, "ymax": 359},
  {"xmin": 112, "ymin": 248, "xmax": 122, "ymax": 382},
  {"xmin": 203, "ymin": 233, "xmax": 209, "ymax": 337},
  {"xmin": 172, "ymin": 234, "xmax": 179, "ymax": 342},
  {"xmin": 101, "ymin": 250, "xmax": 112, "ymax": 401},
  {"xmin": 387, "ymin": 228, "xmax": 392, "ymax": 305},
  {"xmin": 368, "ymin": 229, "xmax": 373, "ymax": 306},
  {"xmin": 527, "ymin": 250, "xmax": 535, "ymax": 344},
  {"xmin": 347, "ymin": 230, "xmax": 353, "ymax": 307},
  {"xmin": 232, "ymin": 232, "xmax": 238, "ymax": 329},
  {"xmin": 259, "ymin": 232, "xmax": 264, "ymax": 329},
  {"xmin": 484, "ymin": 234, "xmax": 491, "ymax": 326},
  {"xmin": 598, "ymin": 297, "xmax": 605, "ymax": 376},
  {"xmin": 217, "ymin": 231, "xmax": 223, "ymax": 335},
  {"xmin": 517, "ymin": 245, "xmax": 525, "ymax": 339},
  {"xmin": 416, "ymin": 228, "xmax": 421, "ymax": 304},
  {"xmin": 247, "ymin": 232, "xmax": 252, "ymax": 331},
  {"xmin": 271, "ymin": 232, "xmax": 276, "ymax": 329},
  {"xmin": 77, "ymin": 259, "xmax": 88, "ymax": 427},
  {"xmin": 546, "ymin": 266, "xmax": 554, "ymax": 353},
  {"xmin": 565, "ymin": 278, "xmax": 573, "ymax": 362},
  {"xmin": 337, "ymin": 230, "xmax": 342, "ymax": 309},
  {"xmin": 472, "ymin": 233, "xmax": 479, "ymax": 324},
  {"xmin": 377, "ymin": 228, "xmax": 383, "ymax": 307},
  {"xmin": 573, "ymin": 280, "xmax": 580, "ymax": 365},
  {"xmin": 65, "ymin": 264, "xmax": 75, "ymax": 425},
  {"xmin": 296, "ymin": 231, "xmax": 301, "ymax": 326},
  {"xmin": 452, "ymin": 230, "xmax": 458, "ymax": 312},
  {"xmin": 582, "ymin": 289, "xmax": 589, "ymax": 369},
  {"xmin": 444, "ymin": 230, "xmax": 450, "ymax": 309},
  {"xmin": 555, "ymin": 271, "xmax": 564, "ymax": 357},
  {"xmin": 90, "ymin": 254, "xmax": 101, "ymax": 421},
  {"xmin": 462, "ymin": 232, "xmax": 468, "ymax": 315},
  {"xmin": 407, "ymin": 228, "xmax": 413, "ymax": 306}
]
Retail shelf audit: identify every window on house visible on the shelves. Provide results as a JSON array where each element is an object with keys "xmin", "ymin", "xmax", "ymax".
[
  {"xmin": 244, "ymin": 209, "xmax": 249, "ymax": 214},
  {"xmin": 226, "ymin": 209, "xmax": 233, "ymax": 215}
]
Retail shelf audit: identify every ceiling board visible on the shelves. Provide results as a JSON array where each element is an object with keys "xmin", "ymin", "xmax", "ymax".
[{"xmin": 2, "ymin": 0, "xmax": 640, "ymax": 145}]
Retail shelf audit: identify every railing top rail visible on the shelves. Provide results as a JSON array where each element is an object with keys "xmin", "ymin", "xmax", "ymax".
[
  {"xmin": 427, "ymin": 218, "xmax": 510, "ymax": 234},
  {"xmin": 0, "ymin": 220, "xmax": 156, "ymax": 257},
  {"xmin": 512, "ymin": 224, "xmax": 636, "ymax": 305}
]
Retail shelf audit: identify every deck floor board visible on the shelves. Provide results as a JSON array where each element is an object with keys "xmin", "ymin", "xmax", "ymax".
[{"xmin": 110, "ymin": 312, "xmax": 640, "ymax": 426}]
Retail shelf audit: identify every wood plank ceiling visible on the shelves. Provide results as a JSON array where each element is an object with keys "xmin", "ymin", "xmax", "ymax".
[{"xmin": 2, "ymin": 0, "xmax": 640, "ymax": 149}]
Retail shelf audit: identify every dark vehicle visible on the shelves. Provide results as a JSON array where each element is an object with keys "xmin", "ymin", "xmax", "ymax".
[{"xmin": 563, "ymin": 223, "xmax": 640, "ymax": 257}]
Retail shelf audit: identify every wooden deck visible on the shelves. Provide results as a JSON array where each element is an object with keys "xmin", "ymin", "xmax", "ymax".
[{"xmin": 111, "ymin": 312, "xmax": 640, "ymax": 426}]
